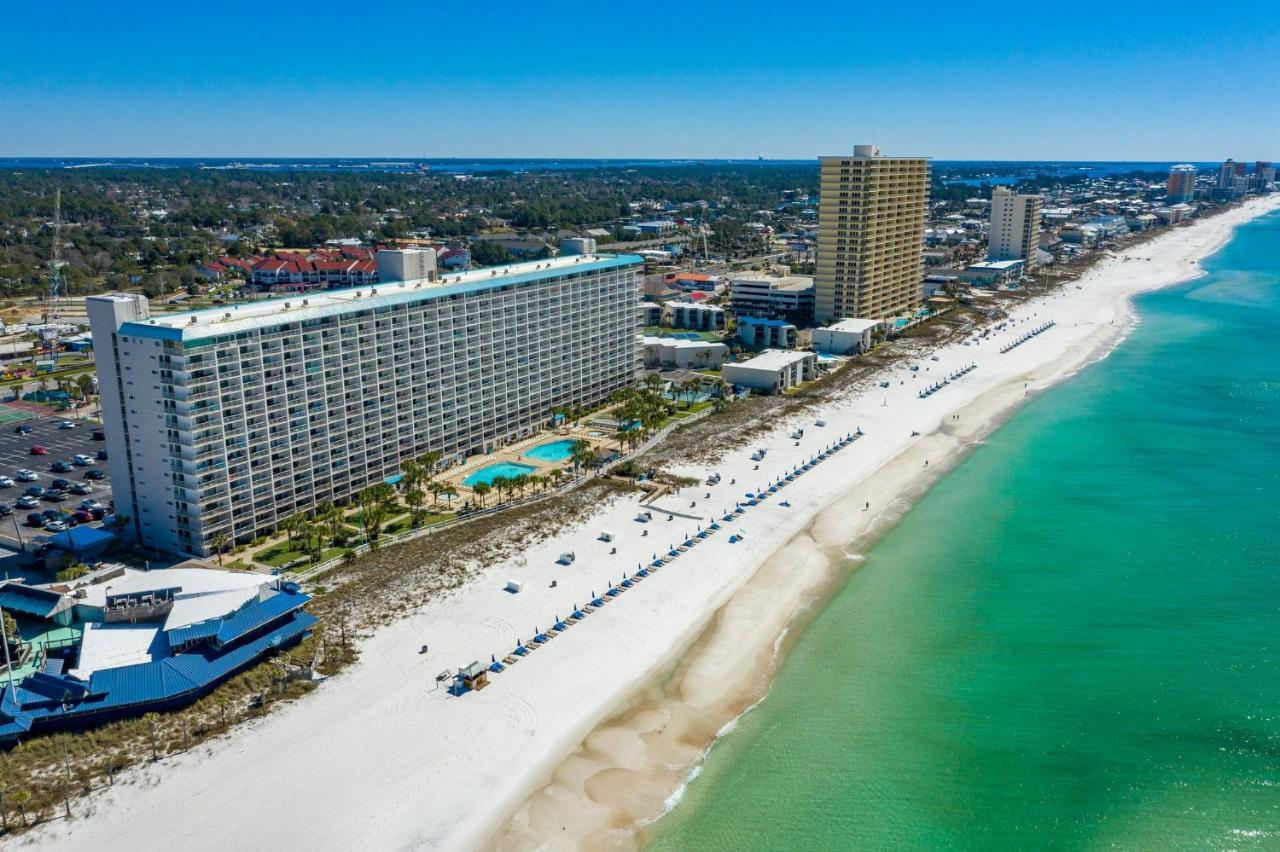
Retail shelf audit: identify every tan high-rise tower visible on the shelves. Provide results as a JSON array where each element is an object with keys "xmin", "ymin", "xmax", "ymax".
[
  {"xmin": 988, "ymin": 186, "xmax": 1043, "ymax": 270},
  {"xmin": 816, "ymin": 145, "xmax": 929, "ymax": 323}
]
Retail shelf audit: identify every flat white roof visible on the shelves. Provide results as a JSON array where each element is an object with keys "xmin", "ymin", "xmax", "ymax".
[
  {"xmin": 117, "ymin": 253, "xmax": 638, "ymax": 340},
  {"xmin": 825, "ymin": 318, "xmax": 882, "ymax": 334},
  {"xmin": 77, "ymin": 567, "xmax": 269, "ymax": 609},
  {"xmin": 663, "ymin": 300, "xmax": 724, "ymax": 311},
  {"xmin": 729, "ymin": 349, "xmax": 814, "ymax": 371},
  {"xmin": 968, "ymin": 260, "xmax": 1024, "ymax": 271},
  {"xmin": 164, "ymin": 586, "xmax": 263, "ymax": 632},
  {"xmin": 729, "ymin": 275, "xmax": 814, "ymax": 291},
  {"xmin": 640, "ymin": 335, "xmax": 726, "ymax": 350},
  {"xmin": 71, "ymin": 623, "xmax": 162, "ymax": 678}
]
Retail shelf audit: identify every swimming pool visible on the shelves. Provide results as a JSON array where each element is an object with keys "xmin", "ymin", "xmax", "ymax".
[
  {"xmin": 462, "ymin": 461, "xmax": 537, "ymax": 487},
  {"xmin": 524, "ymin": 439, "xmax": 577, "ymax": 462}
]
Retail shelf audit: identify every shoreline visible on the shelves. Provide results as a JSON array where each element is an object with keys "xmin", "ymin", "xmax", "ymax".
[
  {"xmin": 489, "ymin": 195, "xmax": 1280, "ymax": 851},
  {"xmin": 16, "ymin": 195, "xmax": 1279, "ymax": 852}
]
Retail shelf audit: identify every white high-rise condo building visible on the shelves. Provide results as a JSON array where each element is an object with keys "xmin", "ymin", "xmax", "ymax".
[
  {"xmin": 816, "ymin": 145, "xmax": 930, "ymax": 323},
  {"xmin": 988, "ymin": 186, "xmax": 1043, "ymax": 270},
  {"xmin": 89, "ymin": 254, "xmax": 643, "ymax": 556}
]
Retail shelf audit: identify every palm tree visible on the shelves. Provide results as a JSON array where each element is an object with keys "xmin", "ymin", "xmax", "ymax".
[
  {"xmin": 472, "ymin": 481, "xmax": 491, "ymax": 508},
  {"xmin": 75, "ymin": 373, "xmax": 95, "ymax": 408},
  {"xmin": 210, "ymin": 532, "xmax": 229, "ymax": 566},
  {"xmin": 512, "ymin": 473, "xmax": 530, "ymax": 498},
  {"xmin": 302, "ymin": 522, "xmax": 324, "ymax": 561},
  {"xmin": 570, "ymin": 439, "xmax": 595, "ymax": 475},
  {"xmin": 356, "ymin": 483, "xmax": 395, "ymax": 549},
  {"xmin": 419, "ymin": 450, "xmax": 442, "ymax": 471},
  {"xmin": 417, "ymin": 450, "xmax": 442, "ymax": 491},
  {"xmin": 404, "ymin": 484, "xmax": 425, "ymax": 526},
  {"xmin": 680, "ymin": 378, "xmax": 700, "ymax": 408},
  {"xmin": 491, "ymin": 475, "xmax": 509, "ymax": 504},
  {"xmin": 315, "ymin": 500, "xmax": 342, "ymax": 542},
  {"xmin": 428, "ymin": 481, "xmax": 444, "ymax": 507},
  {"xmin": 439, "ymin": 484, "xmax": 458, "ymax": 509},
  {"xmin": 401, "ymin": 458, "xmax": 423, "ymax": 498},
  {"xmin": 644, "ymin": 372, "xmax": 664, "ymax": 394}
]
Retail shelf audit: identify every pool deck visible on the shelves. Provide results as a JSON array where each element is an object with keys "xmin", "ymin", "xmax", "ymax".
[{"xmin": 442, "ymin": 426, "xmax": 616, "ymax": 495}]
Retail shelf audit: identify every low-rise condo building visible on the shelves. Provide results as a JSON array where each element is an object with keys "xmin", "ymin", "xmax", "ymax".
[
  {"xmin": 812, "ymin": 318, "xmax": 884, "ymax": 355},
  {"xmin": 728, "ymin": 270, "xmax": 815, "ymax": 324},
  {"xmin": 723, "ymin": 349, "xmax": 816, "ymax": 394},
  {"xmin": 665, "ymin": 301, "xmax": 726, "ymax": 331},
  {"xmin": 88, "ymin": 253, "xmax": 643, "ymax": 556},
  {"xmin": 736, "ymin": 316, "xmax": 798, "ymax": 350},
  {"xmin": 640, "ymin": 335, "xmax": 728, "ymax": 370}
]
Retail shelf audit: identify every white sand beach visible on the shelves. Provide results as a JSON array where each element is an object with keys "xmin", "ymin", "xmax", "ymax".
[{"xmin": 16, "ymin": 195, "xmax": 1279, "ymax": 852}]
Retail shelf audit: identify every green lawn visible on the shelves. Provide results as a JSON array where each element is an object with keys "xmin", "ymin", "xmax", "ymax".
[
  {"xmin": 673, "ymin": 400, "xmax": 713, "ymax": 418},
  {"xmin": 384, "ymin": 512, "xmax": 454, "ymax": 536},
  {"xmin": 255, "ymin": 545, "xmax": 311, "ymax": 568}
]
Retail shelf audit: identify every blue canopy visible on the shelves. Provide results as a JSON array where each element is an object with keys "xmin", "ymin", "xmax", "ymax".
[{"xmin": 47, "ymin": 525, "xmax": 114, "ymax": 552}]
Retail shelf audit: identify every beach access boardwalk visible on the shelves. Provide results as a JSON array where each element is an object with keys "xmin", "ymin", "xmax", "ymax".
[{"xmin": 445, "ymin": 430, "xmax": 864, "ymax": 696}]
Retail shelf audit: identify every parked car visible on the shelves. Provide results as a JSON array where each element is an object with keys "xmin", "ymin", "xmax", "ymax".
[
  {"xmin": 24, "ymin": 485, "xmax": 45, "ymax": 497},
  {"xmin": 51, "ymin": 478, "xmax": 72, "ymax": 490},
  {"xmin": 92, "ymin": 429, "xmax": 105, "ymax": 441},
  {"xmin": 72, "ymin": 509, "xmax": 94, "ymax": 524},
  {"xmin": 89, "ymin": 507, "xmax": 106, "ymax": 520},
  {"xmin": 44, "ymin": 521, "xmax": 69, "ymax": 532},
  {"xmin": 42, "ymin": 488, "xmax": 67, "ymax": 501},
  {"xmin": 0, "ymin": 476, "xmax": 13, "ymax": 488},
  {"xmin": 96, "ymin": 449, "xmax": 108, "ymax": 461},
  {"xmin": 85, "ymin": 469, "xmax": 107, "ymax": 480},
  {"xmin": 70, "ymin": 482, "xmax": 92, "ymax": 495},
  {"xmin": 26, "ymin": 512, "xmax": 45, "ymax": 527},
  {"xmin": 40, "ymin": 510, "xmax": 62, "ymax": 522},
  {"xmin": 79, "ymin": 499, "xmax": 105, "ymax": 512},
  {"xmin": 51, "ymin": 460, "xmax": 73, "ymax": 473},
  {"xmin": 15, "ymin": 469, "xmax": 37, "ymax": 482},
  {"xmin": 56, "ymin": 420, "xmax": 76, "ymax": 430},
  {"xmin": 0, "ymin": 503, "xmax": 11, "ymax": 517},
  {"xmin": 30, "ymin": 445, "xmax": 48, "ymax": 455},
  {"xmin": 15, "ymin": 496, "xmax": 39, "ymax": 509},
  {"xmin": 13, "ymin": 424, "xmax": 32, "ymax": 434},
  {"xmin": 72, "ymin": 454, "xmax": 94, "ymax": 466}
]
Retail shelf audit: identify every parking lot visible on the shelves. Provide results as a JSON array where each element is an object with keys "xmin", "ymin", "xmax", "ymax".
[{"xmin": 0, "ymin": 414, "xmax": 113, "ymax": 549}]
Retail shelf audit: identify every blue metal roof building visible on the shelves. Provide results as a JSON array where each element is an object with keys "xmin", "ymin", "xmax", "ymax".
[{"xmin": 0, "ymin": 586, "xmax": 315, "ymax": 743}]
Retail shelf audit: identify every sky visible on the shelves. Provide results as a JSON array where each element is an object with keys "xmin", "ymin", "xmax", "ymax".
[{"xmin": 1, "ymin": 0, "xmax": 1277, "ymax": 161}]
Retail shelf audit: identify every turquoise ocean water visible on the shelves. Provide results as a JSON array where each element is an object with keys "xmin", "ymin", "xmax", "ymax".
[{"xmin": 647, "ymin": 210, "xmax": 1280, "ymax": 850}]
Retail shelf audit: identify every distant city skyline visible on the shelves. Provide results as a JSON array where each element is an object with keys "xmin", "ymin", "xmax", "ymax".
[{"xmin": 2, "ymin": 1, "xmax": 1277, "ymax": 161}]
